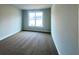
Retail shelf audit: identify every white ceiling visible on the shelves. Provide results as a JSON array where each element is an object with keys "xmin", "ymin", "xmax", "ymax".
[{"xmin": 12, "ymin": 4, "xmax": 52, "ymax": 10}]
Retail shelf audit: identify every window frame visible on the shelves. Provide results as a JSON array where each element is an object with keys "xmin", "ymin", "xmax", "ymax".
[{"xmin": 28, "ymin": 11, "xmax": 43, "ymax": 27}]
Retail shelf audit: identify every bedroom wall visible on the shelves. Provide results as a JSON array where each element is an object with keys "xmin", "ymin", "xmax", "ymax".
[
  {"xmin": 22, "ymin": 8, "xmax": 51, "ymax": 32},
  {"xmin": 78, "ymin": 5, "xmax": 79, "ymax": 54},
  {"xmin": 51, "ymin": 4, "xmax": 78, "ymax": 55},
  {"xmin": 0, "ymin": 5, "xmax": 22, "ymax": 40}
]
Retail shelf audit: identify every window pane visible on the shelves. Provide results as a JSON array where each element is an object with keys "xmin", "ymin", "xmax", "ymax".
[
  {"xmin": 36, "ymin": 12, "xmax": 43, "ymax": 27},
  {"xmin": 36, "ymin": 19, "xmax": 43, "ymax": 27},
  {"xmin": 28, "ymin": 12, "xmax": 35, "ymax": 26}
]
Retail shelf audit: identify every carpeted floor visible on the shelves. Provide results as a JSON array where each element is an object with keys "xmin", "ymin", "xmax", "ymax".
[{"xmin": 0, "ymin": 31, "xmax": 58, "ymax": 55}]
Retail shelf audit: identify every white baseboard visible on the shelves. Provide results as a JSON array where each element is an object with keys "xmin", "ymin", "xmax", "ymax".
[{"xmin": 0, "ymin": 31, "xmax": 20, "ymax": 41}]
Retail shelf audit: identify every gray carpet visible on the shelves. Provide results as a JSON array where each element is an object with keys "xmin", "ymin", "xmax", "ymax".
[{"xmin": 0, "ymin": 31, "xmax": 58, "ymax": 55}]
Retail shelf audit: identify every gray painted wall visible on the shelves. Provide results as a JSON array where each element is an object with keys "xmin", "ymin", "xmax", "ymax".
[
  {"xmin": 51, "ymin": 5, "xmax": 78, "ymax": 55},
  {"xmin": 0, "ymin": 5, "xmax": 22, "ymax": 40},
  {"xmin": 22, "ymin": 8, "xmax": 51, "ymax": 32},
  {"xmin": 78, "ymin": 5, "xmax": 79, "ymax": 54}
]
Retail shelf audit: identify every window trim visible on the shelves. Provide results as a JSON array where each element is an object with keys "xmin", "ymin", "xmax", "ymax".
[{"xmin": 28, "ymin": 11, "xmax": 43, "ymax": 27}]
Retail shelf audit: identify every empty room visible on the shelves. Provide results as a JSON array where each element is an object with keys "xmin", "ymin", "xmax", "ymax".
[{"xmin": 0, "ymin": 4, "xmax": 78, "ymax": 55}]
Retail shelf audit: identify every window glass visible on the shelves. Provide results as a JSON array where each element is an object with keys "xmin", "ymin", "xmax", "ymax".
[{"xmin": 28, "ymin": 11, "xmax": 43, "ymax": 27}]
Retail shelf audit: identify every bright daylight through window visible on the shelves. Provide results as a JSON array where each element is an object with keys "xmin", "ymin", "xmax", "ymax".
[{"xmin": 28, "ymin": 11, "xmax": 43, "ymax": 27}]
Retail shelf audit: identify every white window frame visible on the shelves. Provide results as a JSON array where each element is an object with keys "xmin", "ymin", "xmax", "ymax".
[{"xmin": 28, "ymin": 11, "xmax": 43, "ymax": 27}]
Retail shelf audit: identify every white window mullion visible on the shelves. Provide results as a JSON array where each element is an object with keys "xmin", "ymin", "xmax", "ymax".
[{"xmin": 35, "ymin": 12, "xmax": 36, "ymax": 26}]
